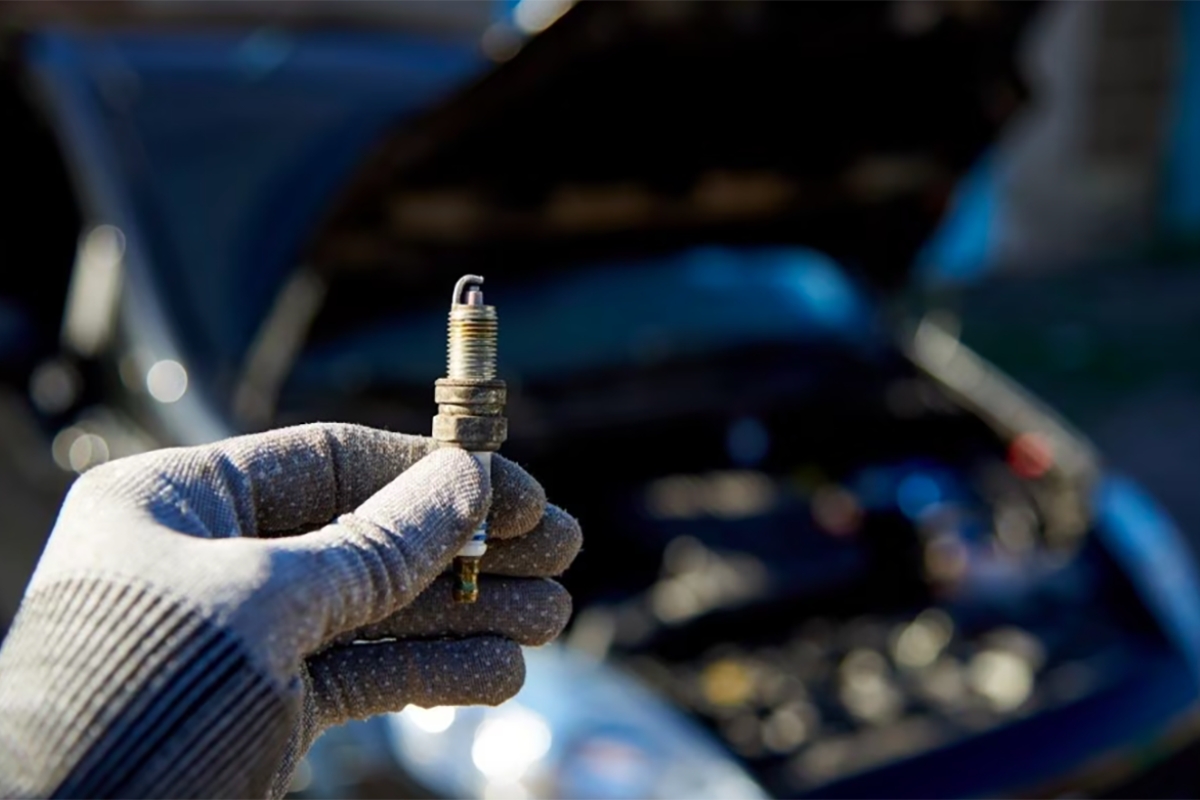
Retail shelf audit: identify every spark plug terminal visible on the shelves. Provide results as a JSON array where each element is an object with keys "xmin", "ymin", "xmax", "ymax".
[{"xmin": 433, "ymin": 275, "xmax": 506, "ymax": 603}]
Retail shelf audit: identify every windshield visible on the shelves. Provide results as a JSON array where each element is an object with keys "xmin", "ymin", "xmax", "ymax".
[{"xmin": 287, "ymin": 246, "xmax": 880, "ymax": 399}]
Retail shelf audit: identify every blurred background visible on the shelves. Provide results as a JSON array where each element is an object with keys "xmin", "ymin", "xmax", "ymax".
[{"xmin": 4, "ymin": 0, "xmax": 1200, "ymax": 797}]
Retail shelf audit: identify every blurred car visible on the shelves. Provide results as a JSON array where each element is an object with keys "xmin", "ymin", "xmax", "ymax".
[{"xmin": 5, "ymin": 1, "xmax": 1200, "ymax": 797}]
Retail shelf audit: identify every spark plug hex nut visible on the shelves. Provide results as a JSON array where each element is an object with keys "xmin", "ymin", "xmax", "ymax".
[
  {"xmin": 432, "ymin": 414, "xmax": 508, "ymax": 451},
  {"xmin": 433, "ymin": 379, "xmax": 507, "ymax": 451}
]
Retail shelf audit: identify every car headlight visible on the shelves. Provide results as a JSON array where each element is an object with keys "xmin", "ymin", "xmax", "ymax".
[{"xmin": 387, "ymin": 644, "xmax": 768, "ymax": 799}]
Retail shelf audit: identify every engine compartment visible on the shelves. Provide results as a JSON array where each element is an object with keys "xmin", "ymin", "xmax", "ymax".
[{"xmin": 269, "ymin": 243, "xmax": 1162, "ymax": 794}]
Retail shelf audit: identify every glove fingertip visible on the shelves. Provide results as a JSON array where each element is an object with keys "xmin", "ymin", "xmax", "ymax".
[
  {"xmin": 543, "ymin": 506, "xmax": 583, "ymax": 575},
  {"xmin": 473, "ymin": 636, "xmax": 527, "ymax": 706},
  {"xmin": 521, "ymin": 578, "xmax": 574, "ymax": 646},
  {"xmin": 356, "ymin": 447, "xmax": 491, "ymax": 537},
  {"xmin": 424, "ymin": 447, "xmax": 492, "ymax": 524},
  {"xmin": 488, "ymin": 455, "xmax": 548, "ymax": 540},
  {"xmin": 482, "ymin": 504, "xmax": 582, "ymax": 578}
]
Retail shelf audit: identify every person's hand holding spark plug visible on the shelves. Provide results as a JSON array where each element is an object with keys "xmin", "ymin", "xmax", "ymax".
[{"xmin": 0, "ymin": 423, "xmax": 582, "ymax": 798}]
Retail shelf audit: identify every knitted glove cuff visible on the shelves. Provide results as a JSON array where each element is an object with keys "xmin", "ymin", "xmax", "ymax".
[{"xmin": 0, "ymin": 576, "xmax": 294, "ymax": 799}]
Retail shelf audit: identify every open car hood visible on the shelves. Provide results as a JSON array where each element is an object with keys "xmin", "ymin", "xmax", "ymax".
[
  {"xmin": 312, "ymin": 0, "xmax": 1038, "ymax": 292},
  {"xmin": 24, "ymin": 0, "xmax": 1037, "ymax": 436}
]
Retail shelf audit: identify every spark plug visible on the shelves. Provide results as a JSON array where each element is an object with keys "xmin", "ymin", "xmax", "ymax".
[{"xmin": 433, "ymin": 275, "xmax": 507, "ymax": 603}]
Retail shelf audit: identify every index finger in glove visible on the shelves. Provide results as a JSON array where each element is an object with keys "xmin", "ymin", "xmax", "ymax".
[{"xmin": 98, "ymin": 422, "xmax": 546, "ymax": 539}]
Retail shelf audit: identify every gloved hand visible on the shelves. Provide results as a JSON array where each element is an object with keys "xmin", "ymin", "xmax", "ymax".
[{"xmin": 0, "ymin": 423, "xmax": 581, "ymax": 799}]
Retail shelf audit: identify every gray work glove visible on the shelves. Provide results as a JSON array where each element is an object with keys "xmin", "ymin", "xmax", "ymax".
[{"xmin": 0, "ymin": 423, "xmax": 581, "ymax": 799}]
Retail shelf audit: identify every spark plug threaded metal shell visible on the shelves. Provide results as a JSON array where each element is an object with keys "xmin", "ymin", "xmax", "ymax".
[{"xmin": 447, "ymin": 301, "xmax": 498, "ymax": 381}]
